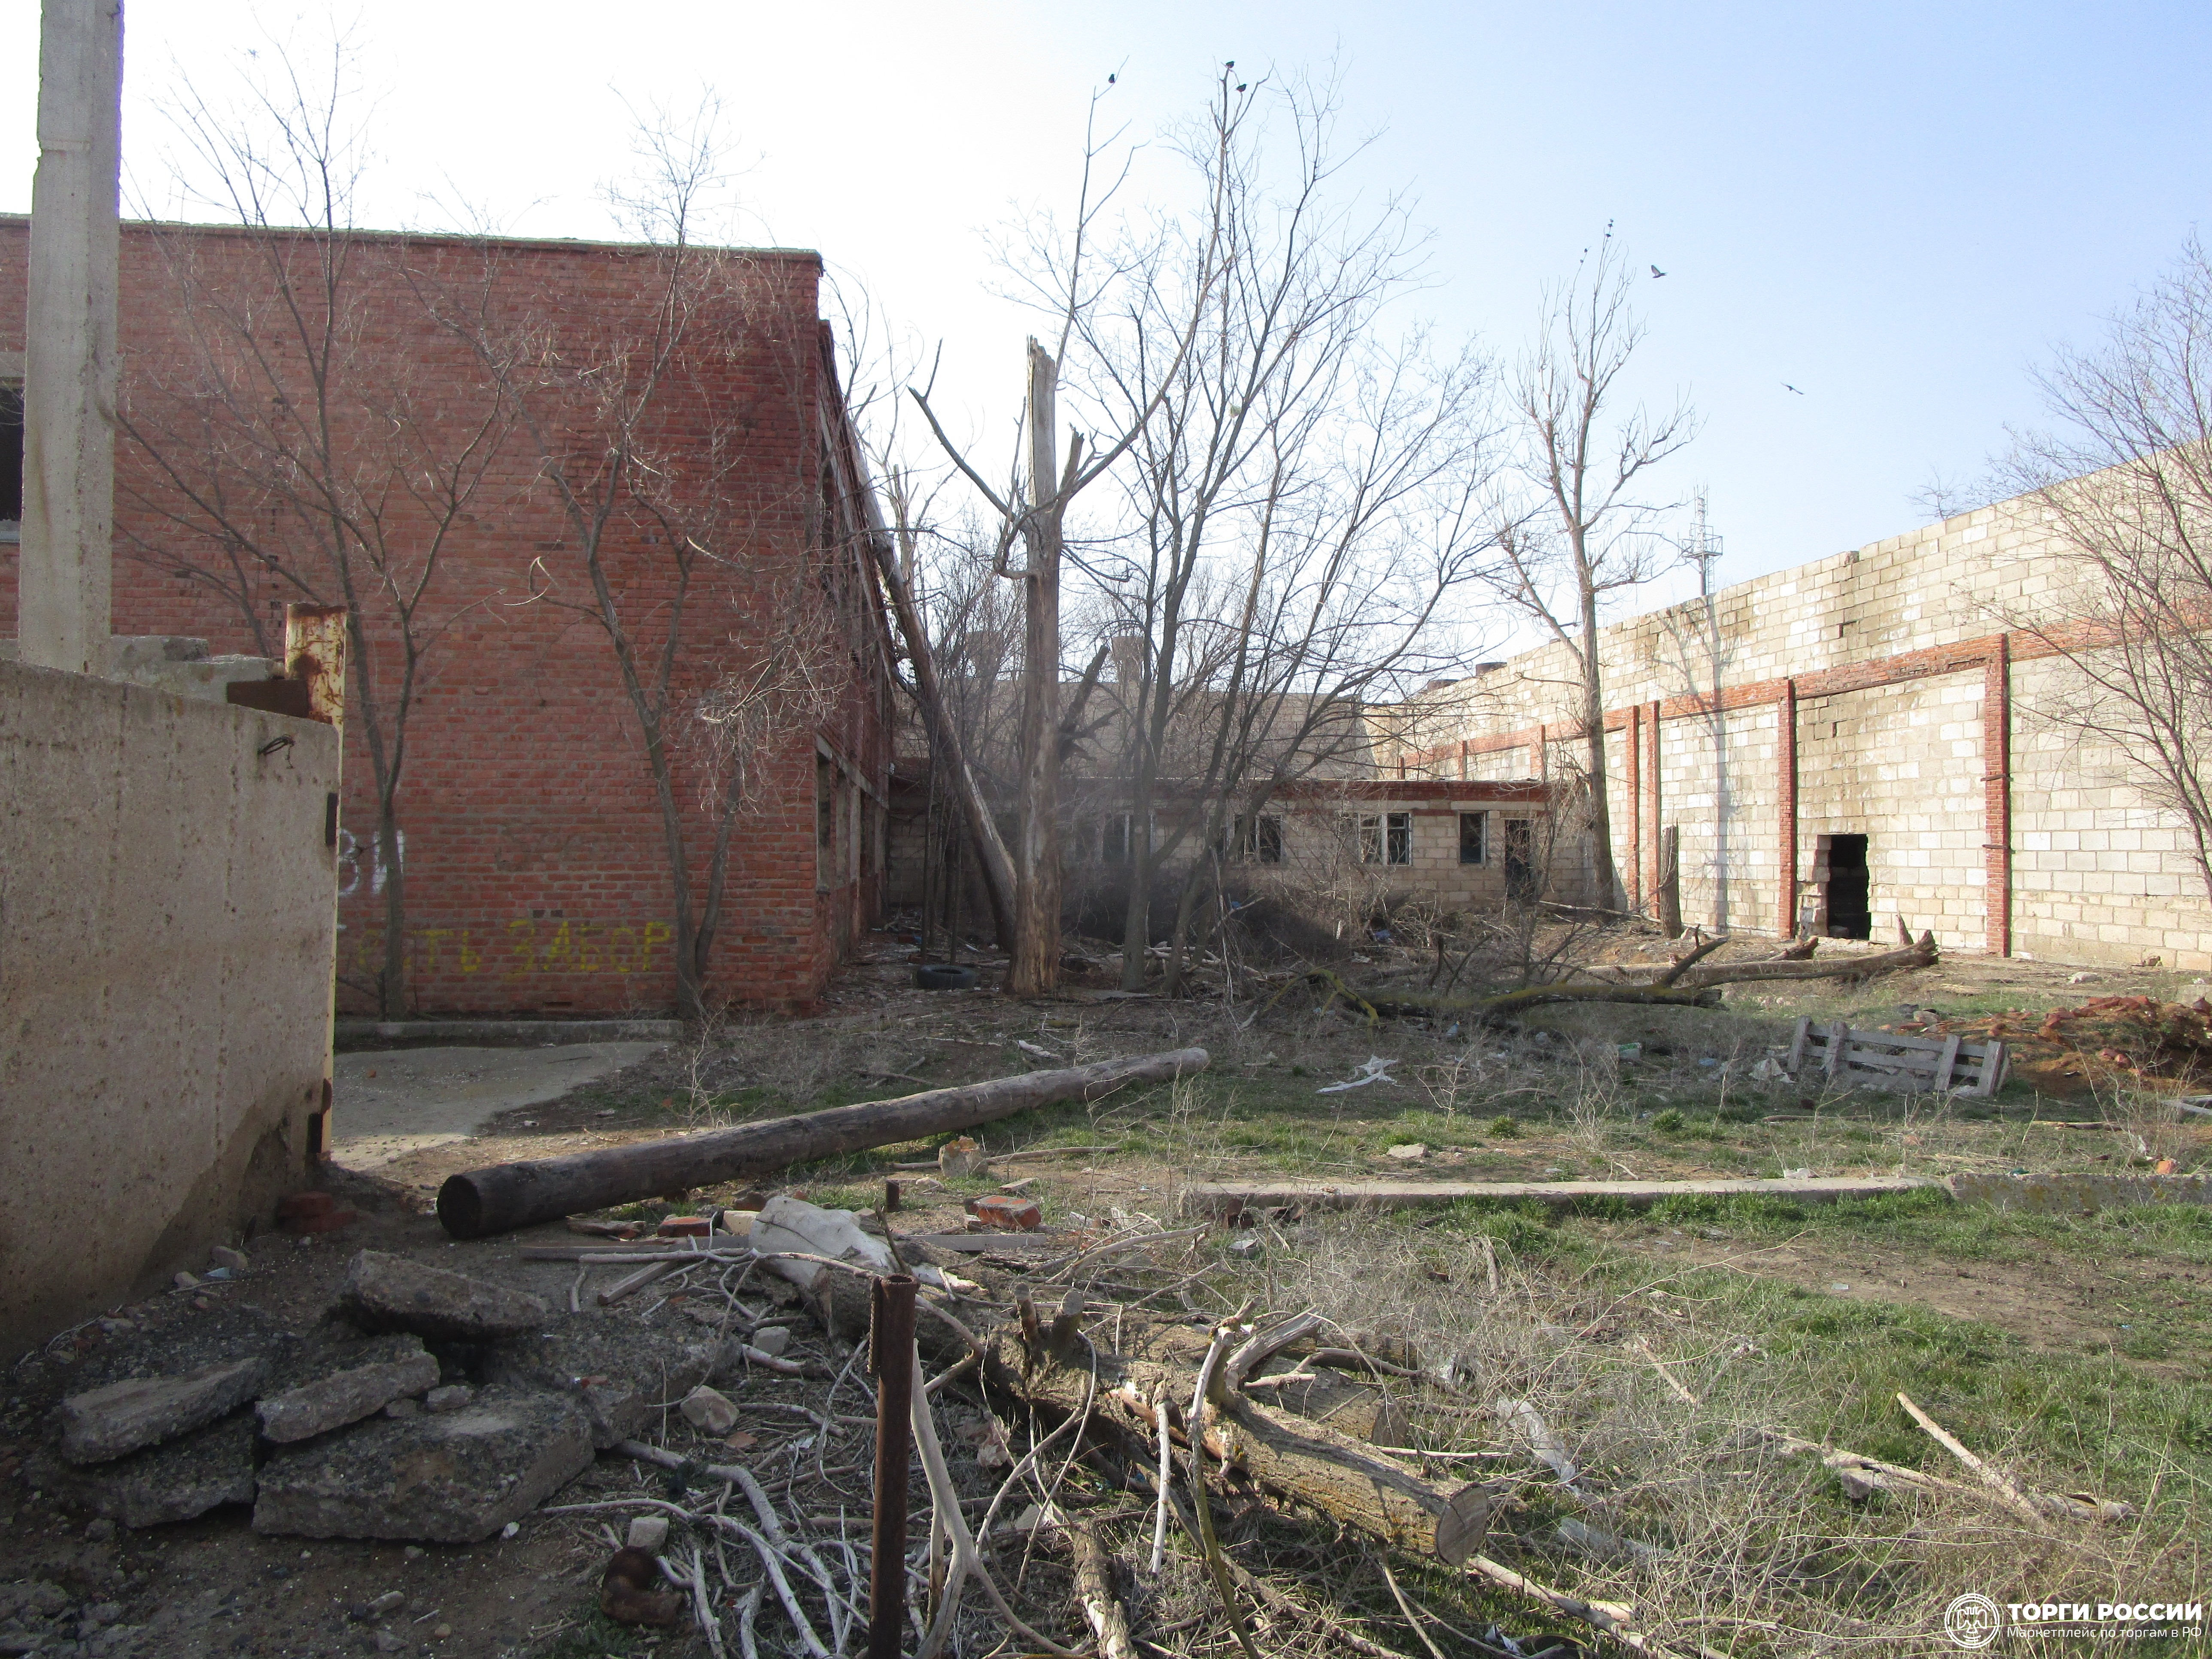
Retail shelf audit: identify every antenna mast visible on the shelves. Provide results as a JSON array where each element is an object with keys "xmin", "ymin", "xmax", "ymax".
[{"xmin": 1686, "ymin": 489, "xmax": 1724, "ymax": 597}]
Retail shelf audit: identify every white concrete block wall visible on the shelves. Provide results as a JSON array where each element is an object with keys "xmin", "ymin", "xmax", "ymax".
[
  {"xmin": 1380, "ymin": 486, "xmax": 2212, "ymax": 961},
  {"xmin": 2009, "ymin": 656, "xmax": 2212, "ymax": 969},
  {"xmin": 1797, "ymin": 680, "xmax": 1987, "ymax": 953}
]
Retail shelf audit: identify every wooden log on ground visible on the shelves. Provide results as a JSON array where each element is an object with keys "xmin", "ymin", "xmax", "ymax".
[
  {"xmin": 435, "ymin": 1048, "xmax": 1209, "ymax": 1239},
  {"xmin": 1670, "ymin": 932, "xmax": 1936, "ymax": 988},
  {"xmin": 1182, "ymin": 1176, "xmax": 1940, "ymax": 1217},
  {"xmin": 988, "ymin": 1324, "xmax": 1675, "ymax": 1656},
  {"xmin": 1351, "ymin": 933, "xmax": 1935, "ymax": 1023},
  {"xmin": 1358, "ymin": 984, "xmax": 1718, "ymax": 1020},
  {"xmin": 1070, "ymin": 1525, "xmax": 1137, "ymax": 1659}
]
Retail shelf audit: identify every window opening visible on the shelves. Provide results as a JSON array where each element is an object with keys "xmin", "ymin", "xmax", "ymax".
[{"xmin": 1458, "ymin": 811, "xmax": 1487, "ymax": 866}]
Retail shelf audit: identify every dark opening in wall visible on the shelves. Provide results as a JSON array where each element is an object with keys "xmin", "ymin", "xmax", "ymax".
[
  {"xmin": 1818, "ymin": 833, "xmax": 1872, "ymax": 939},
  {"xmin": 0, "ymin": 383, "xmax": 23, "ymax": 535},
  {"xmin": 1503, "ymin": 817, "xmax": 1537, "ymax": 900}
]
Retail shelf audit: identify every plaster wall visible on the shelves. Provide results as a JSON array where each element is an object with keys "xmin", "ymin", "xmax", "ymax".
[{"xmin": 0, "ymin": 660, "xmax": 340, "ymax": 1358}]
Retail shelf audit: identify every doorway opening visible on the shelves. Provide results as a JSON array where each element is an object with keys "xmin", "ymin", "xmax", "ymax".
[
  {"xmin": 1503, "ymin": 817, "xmax": 1538, "ymax": 901},
  {"xmin": 1816, "ymin": 833, "xmax": 1871, "ymax": 939}
]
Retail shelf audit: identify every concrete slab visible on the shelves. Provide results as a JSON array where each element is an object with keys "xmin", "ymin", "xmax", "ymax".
[{"xmin": 330, "ymin": 1043, "xmax": 666, "ymax": 1170}]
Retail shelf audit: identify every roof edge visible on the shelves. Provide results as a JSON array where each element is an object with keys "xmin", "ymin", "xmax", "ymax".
[{"xmin": 0, "ymin": 212, "xmax": 822, "ymax": 264}]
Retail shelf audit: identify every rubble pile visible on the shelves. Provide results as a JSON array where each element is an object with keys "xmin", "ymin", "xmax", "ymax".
[{"xmin": 26, "ymin": 1249, "xmax": 727, "ymax": 1544}]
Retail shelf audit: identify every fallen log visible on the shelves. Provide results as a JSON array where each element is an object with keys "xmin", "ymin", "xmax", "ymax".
[
  {"xmin": 1671, "ymin": 932, "xmax": 1936, "ymax": 989},
  {"xmin": 435, "ymin": 1048, "xmax": 1209, "ymax": 1239},
  {"xmin": 1350, "ymin": 933, "xmax": 1936, "ymax": 1022},
  {"xmin": 1182, "ymin": 1176, "xmax": 1940, "ymax": 1217}
]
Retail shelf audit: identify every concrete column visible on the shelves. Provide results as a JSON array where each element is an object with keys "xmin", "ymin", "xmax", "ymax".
[
  {"xmin": 1625, "ymin": 705, "xmax": 1641, "ymax": 909},
  {"xmin": 1983, "ymin": 637, "xmax": 2012, "ymax": 957},
  {"xmin": 1778, "ymin": 678, "xmax": 1799, "ymax": 935},
  {"xmin": 1643, "ymin": 700, "xmax": 1663, "ymax": 900},
  {"xmin": 18, "ymin": 0, "xmax": 123, "ymax": 675}
]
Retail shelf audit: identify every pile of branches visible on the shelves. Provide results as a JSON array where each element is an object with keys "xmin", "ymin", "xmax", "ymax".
[{"xmin": 517, "ymin": 1183, "xmax": 2141, "ymax": 1659}]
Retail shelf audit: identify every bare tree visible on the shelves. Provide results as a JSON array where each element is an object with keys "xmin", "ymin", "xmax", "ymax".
[
  {"xmin": 907, "ymin": 91, "xmax": 1215, "ymax": 997},
  {"xmin": 1492, "ymin": 229, "xmax": 1695, "ymax": 912},
  {"xmin": 429, "ymin": 109, "xmax": 843, "ymax": 1021},
  {"xmin": 981, "ymin": 70, "xmax": 1500, "ymax": 992},
  {"xmin": 2000, "ymin": 236, "xmax": 2212, "ymax": 905},
  {"xmin": 115, "ymin": 39, "xmax": 514, "ymax": 1016}
]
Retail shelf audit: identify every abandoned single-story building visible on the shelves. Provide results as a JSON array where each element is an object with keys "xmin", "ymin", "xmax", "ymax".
[
  {"xmin": 0, "ymin": 216, "xmax": 896, "ymax": 1014},
  {"xmin": 1375, "ymin": 482, "xmax": 2212, "ymax": 970},
  {"xmin": 884, "ymin": 649, "xmax": 1559, "ymax": 942}
]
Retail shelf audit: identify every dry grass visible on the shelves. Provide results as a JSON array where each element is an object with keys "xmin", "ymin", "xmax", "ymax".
[{"xmin": 1203, "ymin": 1212, "xmax": 2207, "ymax": 1657}]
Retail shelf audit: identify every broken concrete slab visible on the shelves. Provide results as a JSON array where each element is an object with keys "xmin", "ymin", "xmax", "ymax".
[
  {"xmin": 337, "ymin": 1250, "xmax": 550, "ymax": 1343},
  {"xmin": 252, "ymin": 1385, "xmax": 593, "ymax": 1543},
  {"xmin": 484, "ymin": 1312, "xmax": 718, "ymax": 1450},
  {"xmin": 58, "ymin": 1357, "xmax": 270, "ymax": 1465},
  {"xmin": 256, "ymin": 1334, "xmax": 440, "ymax": 1444},
  {"xmin": 28, "ymin": 1411, "xmax": 257, "ymax": 1527},
  {"xmin": 1948, "ymin": 1170, "xmax": 2212, "ymax": 1213}
]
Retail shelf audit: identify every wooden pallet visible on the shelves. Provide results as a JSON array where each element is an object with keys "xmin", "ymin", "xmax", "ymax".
[{"xmin": 1786, "ymin": 1018, "xmax": 2006, "ymax": 1096}]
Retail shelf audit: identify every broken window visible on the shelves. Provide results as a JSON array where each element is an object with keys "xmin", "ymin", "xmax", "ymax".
[
  {"xmin": 1225, "ymin": 814, "xmax": 1283, "ymax": 864},
  {"xmin": 1357, "ymin": 813, "xmax": 1412, "ymax": 866},
  {"xmin": 1101, "ymin": 812, "xmax": 1132, "ymax": 866},
  {"xmin": 1458, "ymin": 811, "xmax": 1487, "ymax": 865},
  {"xmin": 0, "ymin": 383, "xmax": 21, "ymax": 543}
]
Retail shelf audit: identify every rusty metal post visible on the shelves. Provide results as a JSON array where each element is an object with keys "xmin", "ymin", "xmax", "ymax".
[
  {"xmin": 868, "ymin": 1273, "xmax": 918, "ymax": 1659},
  {"xmin": 286, "ymin": 603, "xmax": 348, "ymax": 1162}
]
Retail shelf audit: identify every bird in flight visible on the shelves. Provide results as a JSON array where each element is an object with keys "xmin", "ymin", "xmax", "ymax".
[
  {"xmin": 1783, "ymin": 383, "xmax": 1807, "ymax": 395},
  {"xmin": 1650, "ymin": 264, "xmax": 1667, "ymax": 278}
]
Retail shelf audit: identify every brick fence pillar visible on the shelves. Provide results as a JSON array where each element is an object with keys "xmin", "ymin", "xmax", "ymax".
[
  {"xmin": 1983, "ymin": 637, "xmax": 2012, "ymax": 956},
  {"xmin": 1778, "ymin": 678, "xmax": 1798, "ymax": 936}
]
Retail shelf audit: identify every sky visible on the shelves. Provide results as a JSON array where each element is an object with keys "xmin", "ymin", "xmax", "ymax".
[{"xmin": 6, "ymin": 0, "xmax": 2210, "ymax": 618}]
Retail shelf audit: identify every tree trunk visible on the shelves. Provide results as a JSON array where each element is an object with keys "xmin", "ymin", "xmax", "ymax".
[
  {"xmin": 1011, "ymin": 339, "xmax": 1064, "ymax": 997},
  {"xmin": 1658, "ymin": 824, "xmax": 1682, "ymax": 938},
  {"xmin": 1578, "ymin": 580, "xmax": 1624, "ymax": 910},
  {"xmin": 866, "ymin": 513, "xmax": 1016, "ymax": 946},
  {"xmin": 436, "ymin": 1046, "xmax": 1210, "ymax": 1238},
  {"xmin": 378, "ymin": 812, "xmax": 406, "ymax": 1018}
]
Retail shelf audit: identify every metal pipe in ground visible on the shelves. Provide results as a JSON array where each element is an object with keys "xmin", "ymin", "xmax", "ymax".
[{"xmin": 868, "ymin": 1274, "xmax": 919, "ymax": 1659}]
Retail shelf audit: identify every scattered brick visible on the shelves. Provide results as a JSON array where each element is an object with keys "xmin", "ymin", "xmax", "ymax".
[{"xmin": 964, "ymin": 1194, "xmax": 1042, "ymax": 1231}]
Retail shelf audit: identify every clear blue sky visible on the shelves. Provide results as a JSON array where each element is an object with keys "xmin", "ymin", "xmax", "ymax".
[{"xmin": 6, "ymin": 0, "xmax": 2209, "ymax": 603}]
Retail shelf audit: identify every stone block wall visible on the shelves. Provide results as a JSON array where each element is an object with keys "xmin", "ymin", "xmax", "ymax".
[{"xmin": 1379, "ymin": 490, "xmax": 2212, "ymax": 967}]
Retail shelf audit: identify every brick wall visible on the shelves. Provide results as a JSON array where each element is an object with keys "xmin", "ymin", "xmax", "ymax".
[
  {"xmin": 1378, "ymin": 495, "xmax": 2212, "ymax": 969},
  {"xmin": 0, "ymin": 218, "xmax": 895, "ymax": 1012}
]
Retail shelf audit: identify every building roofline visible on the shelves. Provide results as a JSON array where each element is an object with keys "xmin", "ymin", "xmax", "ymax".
[{"xmin": 0, "ymin": 212, "xmax": 823, "ymax": 265}]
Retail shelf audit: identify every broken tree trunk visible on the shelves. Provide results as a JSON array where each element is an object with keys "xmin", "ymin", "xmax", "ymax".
[
  {"xmin": 436, "ymin": 1049, "xmax": 1209, "ymax": 1239},
  {"xmin": 1671, "ymin": 931, "xmax": 1935, "ymax": 988},
  {"xmin": 973, "ymin": 1319, "xmax": 1669, "ymax": 1656},
  {"xmin": 867, "ymin": 501, "xmax": 1017, "ymax": 946},
  {"xmin": 1353, "ymin": 932, "xmax": 1937, "ymax": 1022}
]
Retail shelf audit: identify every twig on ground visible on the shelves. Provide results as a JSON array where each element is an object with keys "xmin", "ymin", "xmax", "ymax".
[{"xmin": 1896, "ymin": 1392, "xmax": 2047, "ymax": 1526}]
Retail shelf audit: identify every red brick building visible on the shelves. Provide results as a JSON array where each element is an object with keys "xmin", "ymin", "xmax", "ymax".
[{"xmin": 0, "ymin": 218, "xmax": 896, "ymax": 1014}]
